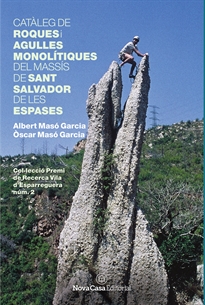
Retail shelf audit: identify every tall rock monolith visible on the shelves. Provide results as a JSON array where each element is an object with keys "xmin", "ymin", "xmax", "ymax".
[{"xmin": 53, "ymin": 56, "xmax": 169, "ymax": 305}]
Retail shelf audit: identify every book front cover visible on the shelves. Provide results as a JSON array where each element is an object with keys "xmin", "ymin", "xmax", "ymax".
[{"xmin": 0, "ymin": 1, "xmax": 203, "ymax": 304}]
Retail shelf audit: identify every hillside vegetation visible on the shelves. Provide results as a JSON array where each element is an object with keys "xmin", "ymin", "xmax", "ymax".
[
  {"xmin": 138, "ymin": 119, "xmax": 203, "ymax": 304},
  {"xmin": 0, "ymin": 119, "xmax": 203, "ymax": 304}
]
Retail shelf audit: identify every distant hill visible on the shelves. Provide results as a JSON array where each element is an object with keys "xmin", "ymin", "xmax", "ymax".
[{"xmin": 0, "ymin": 119, "xmax": 203, "ymax": 305}]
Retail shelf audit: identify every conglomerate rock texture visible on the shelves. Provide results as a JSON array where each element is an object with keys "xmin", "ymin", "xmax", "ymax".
[{"xmin": 53, "ymin": 56, "xmax": 169, "ymax": 305}]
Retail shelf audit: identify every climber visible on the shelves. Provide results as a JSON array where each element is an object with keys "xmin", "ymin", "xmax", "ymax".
[{"xmin": 119, "ymin": 36, "xmax": 147, "ymax": 78}]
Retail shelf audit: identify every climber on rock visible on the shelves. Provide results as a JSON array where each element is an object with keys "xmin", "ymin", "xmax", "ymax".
[{"xmin": 119, "ymin": 36, "xmax": 148, "ymax": 78}]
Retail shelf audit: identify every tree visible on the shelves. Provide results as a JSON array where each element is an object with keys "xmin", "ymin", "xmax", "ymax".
[
  {"xmin": 138, "ymin": 180, "xmax": 203, "ymax": 238},
  {"xmin": 138, "ymin": 179, "xmax": 203, "ymax": 294}
]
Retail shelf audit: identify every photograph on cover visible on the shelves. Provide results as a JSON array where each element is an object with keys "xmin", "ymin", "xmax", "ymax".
[{"xmin": 0, "ymin": 1, "xmax": 203, "ymax": 304}]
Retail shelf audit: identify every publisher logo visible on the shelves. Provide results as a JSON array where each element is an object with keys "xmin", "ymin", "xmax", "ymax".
[{"xmin": 96, "ymin": 273, "xmax": 107, "ymax": 285}]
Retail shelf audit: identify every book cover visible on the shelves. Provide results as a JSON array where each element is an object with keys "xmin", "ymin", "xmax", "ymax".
[{"xmin": 0, "ymin": 1, "xmax": 203, "ymax": 304}]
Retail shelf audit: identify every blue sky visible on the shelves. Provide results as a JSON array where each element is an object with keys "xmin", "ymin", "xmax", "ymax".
[{"xmin": 0, "ymin": 0, "xmax": 204, "ymax": 156}]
